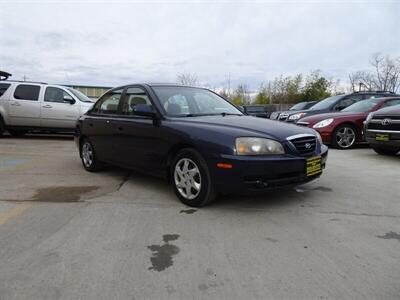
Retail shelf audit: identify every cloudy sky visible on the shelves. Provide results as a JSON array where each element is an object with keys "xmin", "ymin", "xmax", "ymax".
[{"xmin": 1, "ymin": 0, "xmax": 399, "ymax": 90}]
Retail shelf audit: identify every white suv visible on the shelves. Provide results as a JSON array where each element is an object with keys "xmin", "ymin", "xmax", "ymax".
[{"xmin": 0, "ymin": 81, "xmax": 95, "ymax": 136}]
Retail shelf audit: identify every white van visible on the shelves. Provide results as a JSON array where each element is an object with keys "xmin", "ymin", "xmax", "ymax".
[{"xmin": 0, "ymin": 81, "xmax": 95, "ymax": 136}]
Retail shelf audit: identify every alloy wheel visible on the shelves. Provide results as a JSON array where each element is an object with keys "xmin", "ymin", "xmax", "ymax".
[
  {"xmin": 82, "ymin": 142, "xmax": 94, "ymax": 167},
  {"xmin": 174, "ymin": 158, "xmax": 202, "ymax": 200},
  {"xmin": 335, "ymin": 127, "xmax": 356, "ymax": 148}
]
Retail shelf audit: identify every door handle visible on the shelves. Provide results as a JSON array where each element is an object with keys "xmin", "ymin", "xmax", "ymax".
[
  {"xmin": 106, "ymin": 120, "xmax": 110, "ymax": 124},
  {"xmin": 118, "ymin": 127, "xmax": 123, "ymax": 131},
  {"xmin": 89, "ymin": 123, "xmax": 93, "ymax": 127},
  {"xmin": 10, "ymin": 102, "xmax": 21, "ymax": 106},
  {"xmin": 42, "ymin": 105, "xmax": 53, "ymax": 108}
]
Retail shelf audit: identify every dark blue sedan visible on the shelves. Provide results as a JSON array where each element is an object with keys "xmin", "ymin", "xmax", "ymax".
[{"xmin": 75, "ymin": 84, "xmax": 328, "ymax": 207}]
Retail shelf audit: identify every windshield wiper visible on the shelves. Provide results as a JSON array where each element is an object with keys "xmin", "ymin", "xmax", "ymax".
[
  {"xmin": 176, "ymin": 113, "xmax": 242, "ymax": 117},
  {"xmin": 219, "ymin": 112, "xmax": 242, "ymax": 116}
]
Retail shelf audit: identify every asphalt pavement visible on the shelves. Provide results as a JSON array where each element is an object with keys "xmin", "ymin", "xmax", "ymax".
[{"xmin": 0, "ymin": 135, "xmax": 399, "ymax": 300}]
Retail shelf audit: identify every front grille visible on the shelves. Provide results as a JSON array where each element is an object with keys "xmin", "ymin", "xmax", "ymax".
[
  {"xmin": 289, "ymin": 136, "xmax": 317, "ymax": 155},
  {"xmin": 368, "ymin": 119, "xmax": 400, "ymax": 131},
  {"xmin": 279, "ymin": 113, "xmax": 288, "ymax": 121}
]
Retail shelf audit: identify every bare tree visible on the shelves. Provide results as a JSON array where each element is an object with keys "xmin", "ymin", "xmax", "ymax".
[
  {"xmin": 349, "ymin": 54, "xmax": 400, "ymax": 93},
  {"xmin": 349, "ymin": 71, "xmax": 375, "ymax": 92},
  {"xmin": 176, "ymin": 72, "xmax": 198, "ymax": 86},
  {"xmin": 370, "ymin": 53, "xmax": 400, "ymax": 92}
]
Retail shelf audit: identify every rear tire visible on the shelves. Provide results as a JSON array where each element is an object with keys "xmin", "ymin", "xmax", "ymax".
[
  {"xmin": 372, "ymin": 147, "xmax": 399, "ymax": 156},
  {"xmin": 8, "ymin": 129, "xmax": 27, "ymax": 137},
  {"xmin": 0, "ymin": 118, "xmax": 4, "ymax": 137},
  {"xmin": 80, "ymin": 138, "xmax": 104, "ymax": 172},
  {"xmin": 331, "ymin": 124, "xmax": 357, "ymax": 149},
  {"xmin": 171, "ymin": 148, "xmax": 216, "ymax": 207}
]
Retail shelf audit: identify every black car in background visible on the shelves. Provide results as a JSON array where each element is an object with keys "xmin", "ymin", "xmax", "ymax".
[
  {"xmin": 270, "ymin": 101, "xmax": 317, "ymax": 121},
  {"xmin": 75, "ymin": 84, "xmax": 328, "ymax": 207},
  {"xmin": 364, "ymin": 104, "xmax": 400, "ymax": 156},
  {"xmin": 286, "ymin": 91, "xmax": 397, "ymax": 123},
  {"xmin": 242, "ymin": 105, "xmax": 269, "ymax": 118}
]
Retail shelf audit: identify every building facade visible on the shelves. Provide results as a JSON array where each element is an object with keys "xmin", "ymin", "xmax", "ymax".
[{"xmin": 65, "ymin": 84, "xmax": 112, "ymax": 100}]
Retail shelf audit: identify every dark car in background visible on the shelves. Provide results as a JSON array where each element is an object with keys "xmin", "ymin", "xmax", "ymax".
[
  {"xmin": 364, "ymin": 104, "xmax": 400, "ymax": 156},
  {"xmin": 284, "ymin": 91, "xmax": 397, "ymax": 123},
  {"xmin": 242, "ymin": 105, "xmax": 269, "ymax": 118},
  {"xmin": 270, "ymin": 101, "xmax": 317, "ymax": 121},
  {"xmin": 297, "ymin": 97, "xmax": 400, "ymax": 149},
  {"xmin": 75, "ymin": 84, "xmax": 328, "ymax": 207}
]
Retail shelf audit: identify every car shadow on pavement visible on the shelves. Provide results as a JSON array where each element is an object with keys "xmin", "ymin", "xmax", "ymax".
[
  {"xmin": 212, "ymin": 188, "xmax": 312, "ymax": 210},
  {"xmin": 103, "ymin": 165, "xmax": 317, "ymax": 210},
  {"xmin": 96, "ymin": 166, "xmax": 312, "ymax": 210}
]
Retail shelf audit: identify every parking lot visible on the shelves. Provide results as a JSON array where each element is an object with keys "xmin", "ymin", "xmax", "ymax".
[{"xmin": 0, "ymin": 135, "xmax": 399, "ymax": 299}]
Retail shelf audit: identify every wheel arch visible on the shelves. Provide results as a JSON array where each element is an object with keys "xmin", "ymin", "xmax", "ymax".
[
  {"xmin": 78, "ymin": 135, "xmax": 89, "ymax": 157},
  {"xmin": 332, "ymin": 121, "xmax": 360, "ymax": 139},
  {"xmin": 165, "ymin": 142, "xmax": 198, "ymax": 182}
]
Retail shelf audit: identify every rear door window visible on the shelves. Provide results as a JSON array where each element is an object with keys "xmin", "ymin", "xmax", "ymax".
[
  {"xmin": 0, "ymin": 83, "xmax": 11, "ymax": 97},
  {"xmin": 14, "ymin": 84, "xmax": 40, "ymax": 101}
]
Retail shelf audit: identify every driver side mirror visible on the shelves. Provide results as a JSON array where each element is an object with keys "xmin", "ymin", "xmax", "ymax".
[
  {"xmin": 132, "ymin": 104, "xmax": 156, "ymax": 118},
  {"xmin": 64, "ymin": 95, "xmax": 76, "ymax": 105}
]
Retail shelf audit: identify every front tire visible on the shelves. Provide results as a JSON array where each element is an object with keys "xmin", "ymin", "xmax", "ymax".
[
  {"xmin": 171, "ymin": 148, "xmax": 216, "ymax": 207},
  {"xmin": 372, "ymin": 147, "xmax": 399, "ymax": 156},
  {"xmin": 332, "ymin": 124, "xmax": 357, "ymax": 149},
  {"xmin": 80, "ymin": 138, "xmax": 104, "ymax": 172}
]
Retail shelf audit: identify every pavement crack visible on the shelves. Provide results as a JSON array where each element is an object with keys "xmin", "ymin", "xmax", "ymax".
[{"xmin": 117, "ymin": 172, "xmax": 132, "ymax": 191}]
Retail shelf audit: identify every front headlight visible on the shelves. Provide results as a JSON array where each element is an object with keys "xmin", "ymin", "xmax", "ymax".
[
  {"xmin": 236, "ymin": 137, "xmax": 285, "ymax": 155},
  {"xmin": 313, "ymin": 118, "xmax": 334, "ymax": 128},
  {"xmin": 288, "ymin": 112, "xmax": 306, "ymax": 120}
]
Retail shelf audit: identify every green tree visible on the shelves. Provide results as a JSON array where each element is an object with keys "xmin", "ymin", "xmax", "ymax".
[
  {"xmin": 254, "ymin": 85, "xmax": 270, "ymax": 104},
  {"xmin": 303, "ymin": 71, "xmax": 332, "ymax": 101},
  {"xmin": 231, "ymin": 84, "xmax": 250, "ymax": 105}
]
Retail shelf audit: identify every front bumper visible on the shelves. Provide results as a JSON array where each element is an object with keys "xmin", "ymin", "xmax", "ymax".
[
  {"xmin": 209, "ymin": 145, "xmax": 328, "ymax": 194},
  {"xmin": 365, "ymin": 129, "xmax": 400, "ymax": 149}
]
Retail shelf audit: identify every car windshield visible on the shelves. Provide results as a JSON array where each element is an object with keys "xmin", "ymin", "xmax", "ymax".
[
  {"xmin": 290, "ymin": 102, "xmax": 307, "ymax": 110},
  {"xmin": 67, "ymin": 88, "xmax": 94, "ymax": 103},
  {"xmin": 342, "ymin": 98, "xmax": 381, "ymax": 113},
  {"xmin": 152, "ymin": 86, "xmax": 243, "ymax": 117},
  {"xmin": 310, "ymin": 95, "xmax": 343, "ymax": 110}
]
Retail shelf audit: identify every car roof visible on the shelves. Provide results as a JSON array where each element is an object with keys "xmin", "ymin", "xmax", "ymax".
[
  {"xmin": 350, "ymin": 91, "xmax": 397, "ymax": 95},
  {"xmin": 107, "ymin": 83, "xmax": 207, "ymax": 92},
  {"xmin": 4, "ymin": 79, "xmax": 48, "ymax": 85}
]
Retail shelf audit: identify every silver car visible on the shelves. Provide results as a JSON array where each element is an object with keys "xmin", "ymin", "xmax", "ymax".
[{"xmin": 0, "ymin": 81, "xmax": 94, "ymax": 136}]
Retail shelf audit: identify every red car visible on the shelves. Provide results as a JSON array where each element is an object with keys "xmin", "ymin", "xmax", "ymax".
[{"xmin": 297, "ymin": 97, "xmax": 400, "ymax": 149}]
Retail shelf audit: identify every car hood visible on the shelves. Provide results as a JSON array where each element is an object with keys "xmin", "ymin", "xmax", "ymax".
[
  {"xmin": 299, "ymin": 112, "xmax": 367, "ymax": 124},
  {"xmin": 173, "ymin": 115, "xmax": 317, "ymax": 142},
  {"xmin": 373, "ymin": 104, "xmax": 400, "ymax": 116},
  {"xmin": 278, "ymin": 110, "xmax": 293, "ymax": 115}
]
